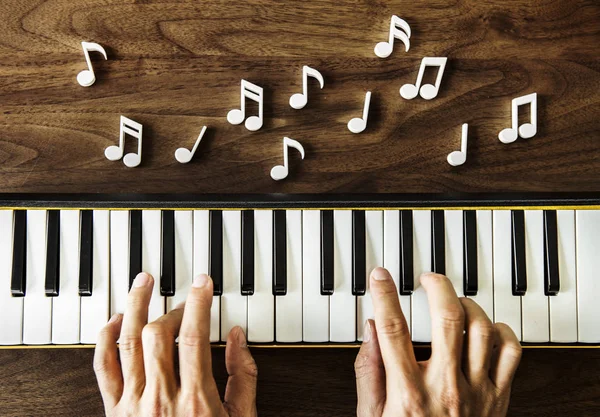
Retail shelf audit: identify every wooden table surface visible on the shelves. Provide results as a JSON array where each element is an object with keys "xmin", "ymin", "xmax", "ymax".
[{"xmin": 0, "ymin": 0, "xmax": 599, "ymax": 416}]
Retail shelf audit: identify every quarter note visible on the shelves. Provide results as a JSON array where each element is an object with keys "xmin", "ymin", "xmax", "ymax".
[
  {"xmin": 270, "ymin": 137, "xmax": 305, "ymax": 181},
  {"xmin": 447, "ymin": 124, "xmax": 469, "ymax": 167},
  {"xmin": 498, "ymin": 93, "xmax": 538, "ymax": 144},
  {"xmin": 290, "ymin": 66, "xmax": 325, "ymax": 110},
  {"xmin": 175, "ymin": 126, "xmax": 207, "ymax": 164},
  {"xmin": 227, "ymin": 80, "xmax": 264, "ymax": 131},
  {"xmin": 374, "ymin": 15, "xmax": 411, "ymax": 58},
  {"xmin": 400, "ymin": 57, "xmax": 448, "ymax": 100},
  {"xmin": 77, "ymin": 42, "xmax": 108, "ymax": 87},
  {"xmin": 105, "ymin": 116, "xmax": 143, "ymax": 168},
  {"xmin": 347, "ymin": 91, "xmax": 372, "ymax": 134}
]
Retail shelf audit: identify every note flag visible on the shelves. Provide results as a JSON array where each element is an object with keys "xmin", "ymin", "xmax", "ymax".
[
  {"xmin": 77, "ymin": 42, "xmax": 108, "ymax": 87},
  {"xmin": 270, "ymin": 137, "xmax": 305, "ymax": 181},
  {"xmin": 400, "ymin": 57, "xmax": 448, "ymax": 100},
  {"xmin": 227, "ymin": 80, "xmax": 264, "ymax": 131},
  {"xmin": 498, "ymin": 93, "xmax": 538, "ymax": 144},
  {"xmin": 348, "ymin": 91, "xmax": 371, "ymax": 134},
  {"xmin": 105, "ymin": 116, "xmax": 143, "ymax": 168},
  {"xmin": 447, "ymin": 124, "xmax": 469, "ymax": 167},
  {"xmin": 175, "ymin": 126, "xmax": 208, "ymax": 164},
  {"xmin": 374, "ymin": 15, "xmax": 411, "ymax": 58},
  {"xmin": 290, "ymin": 66, "xmax": 325, "ymax": 110}
]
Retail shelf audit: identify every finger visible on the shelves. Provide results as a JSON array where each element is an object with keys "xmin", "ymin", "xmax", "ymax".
[
  {"xmin": 355, "ymin": 319, "xmax": 385, "ymax": 417},
  {"xmin": 460, "ymin": 298, "xmax": 495, "ymax": 382},
  {"xmin": 421, "ymin": 272, "xmax": 465, "ymax": 369},
  {"xmin": 179, "ymin": 274, "xmax": 217, "ymax": 392},
  {"xmin": 490, "ymin": 323, "xmax": 522, "ymax": 391},
  {"xmin": 142, "ymin": 305, "xmax": 184, "ymax": 397},
  {"xmin": 369, "ymin": 267, "xmax": 418, "ymax": 388},
  {"xmin": 119, "ymin": 272, "xmax": 154, "ymax": 395},
  {"xmin": 94, "ymin": 314, "xmax": 124, "ymax": 410},
  {"xmin": 223, "ymin": 327, "xmax": 258, "ymax": 417}
]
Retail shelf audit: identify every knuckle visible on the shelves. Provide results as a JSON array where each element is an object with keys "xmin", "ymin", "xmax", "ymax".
[
  {"xmin": 93, "ymin": 356, "xmax": 111, "ymax": 376},
  {"xmin": 141, "ymin": 323, "xmax": 173, "ymax": 344},
  {"xmin": 118, "ymin": 335, "xmax": 144, "ymax": 357},
  {"xmin": 398, "ymin": 388, "xmax": 427, "ymax": 416},
  {"xmin": 438, "ymin": 304, "xmax": 465, "ymax": 331},
  {"xmin": 471, "ymin": 319, "xmax": 495, "ymax": 341},
  {"xmin": 178, "ymin": 333, "xmax": 205, "ymax": 348},
  {"xmin": 376, "ymin": 316, "xmax": 410, "ymax": 340}
]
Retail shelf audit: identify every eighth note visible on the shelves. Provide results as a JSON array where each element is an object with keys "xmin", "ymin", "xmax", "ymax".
[
  {"xmin": 374, "ymin": 15, "xmax": 411, "ymax": 58},
  {"xmin": 498, "ymin": 93, "xmax": 538, "ymax": 144},
  {"xmin": 447, "ymin": 124, "xmax": 469, "ymax": 167},
  {"xmin": 347, "ymin": 91, "xmax": 372, "ymax": 134},
  {"xmin": 175, "ymin": 126, "xmax": 208, "ymax": 164},
  {"xmin": 227, "ymin": 80, "xmax": 264, "ymax": 131},
  {"xmin": 400, "ymin": 57, "xmax": 448, "ymax": 100},
  {"xmin": 77, "ymin": 41, "xmax": 108, "ymax": 87},
  {"xmin": 290, "ymin": 66, "xmax": 325, "ymax": 110},
  {"xmin": 105, "ymin": 116, "xmax": 143, "ymax": 168},
  {"xmin": 270, "ymin": 137, "xmax": 305, "ymax": 181}
]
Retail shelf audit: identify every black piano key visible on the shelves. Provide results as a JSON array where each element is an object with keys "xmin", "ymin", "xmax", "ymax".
[
  {"xmin": 160, "ymin": 210, "xmax": 175, "ymax": 297},
  {"xmin": 273, "ymin": 210, "xmax": 287, "ymax": 296},
  {"xmin": 241, "ymin": 210, "xmax": 255, "ymax": 296},
  {"xmin": 463, "ymin": 210, "xmax": 478, "ymax": 296},
  {"xmin": 129, "ymin": 210, "xmax": 143, "ymax": 291},
  {"xmin": 44, "ymin": 210, "xmax": 60, "ymax": 297},
  {"xmin": 209, "ymin": 210, "xmax": 223, "ymax": 296},
  {"xmin": 431, "ymin": 210, "xmax": 445, "ymax": 275},
  {"xmin": 11, "ymin": 210, "xmax": 27, "ymax": 297},
  {"xmin": 78, "ymin": 210, "xmax": 93, "ymax": 297},
  {"xmin": 511, "ymin": 210, "xmax": 527, "ymax": 296},
  {"xmin": 352, "ymin": 210, "xmax": 366, "ymax": 296},
  {"xmin": 399, "ymin": 210, "xmax": 414, "ymax": 295},
  {"xmin": 543, "ymin": 210, "xmax": 560, "ymax": 296},
  {"xmin": 320, "ymin": 210, "xmax": 334, "ymax": 296}
]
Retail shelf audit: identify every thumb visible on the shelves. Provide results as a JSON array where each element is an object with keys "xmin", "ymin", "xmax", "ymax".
[
  {"xmin": 223, "ymin": 326, "xmax": 258, "ymax": 417},
  {"xmin": 355, "ymin": 319, "xmax": 386, "ymax": 417}
]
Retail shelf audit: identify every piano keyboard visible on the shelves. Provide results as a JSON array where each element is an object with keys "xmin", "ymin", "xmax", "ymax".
[{"xmin": 0, "ymin": 194, "xmax": 599, "ymax": 347}]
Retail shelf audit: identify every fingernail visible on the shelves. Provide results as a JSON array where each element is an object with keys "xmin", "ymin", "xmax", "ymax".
[
  {"xmin": 174, "ymin": 302, "xmax": 185, "ymax": 310},
  {"xmin": 363, "ymin": 320, "xmax": 371, "ymax": 343},
  {"xmin": 133, "ymin": 272, "xmax": 150, "ymax": 287},
  {"xmin": 108, "ymin": 313, "xmax": 120, "ymax": 324},
  {"xmin": 236, "ymin": 327, "xmax": 247, "ymax": 348},
  {"xmin": 372, "ymin": 267, "xmax": 389, "ymax": 281},
  {"xmin": 193, "ymin": 274, "xmax": 209, "ymax": 288}
]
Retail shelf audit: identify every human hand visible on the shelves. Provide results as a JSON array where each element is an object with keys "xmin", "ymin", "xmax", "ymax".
[
  {"xmin": 355, "ymin": 268, "xmax": 522, "ymax": 417},
  {"xmin": 94, "ymin": 273, "xmax": 257, "ymax": 417}
]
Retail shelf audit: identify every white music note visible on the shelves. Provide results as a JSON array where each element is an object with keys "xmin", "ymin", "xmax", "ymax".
[
  {"xmin": 175, "ymin": 126, "xmax": 207, "ymax": 164},
  {"xmin": 374, "ymin": 15, "xmax": 411, "ymax": 58},
  {"xmin": 270, "ymin": 137, "xmax": 305, "ymax": 181},
  {"xmin": 77, "ymin": 42, "xmax": 108, "ymax": 87},
  {"xmin": 447, "ymin": 124, "xmax": 469, "ymax": 167},
  {"xmin": 105, "ymin": 116, "xmax": 143, "ymax": 168},
  {"xmin": 290, "ymin": 66, "xmax": 325, "ymax": 110},
  {"xmin": 498, "ymin": 93, "xmax": 538, "ymax": 144},
  {"xmin": 400, "ymin": 57, "xmax": 448, "ymax": 100},
  {"xmin": 348, "ymin": 91, "xmax": 372, "ymax": 134},
  {"xmin": 227, "ymin": 80, "xmax": 264, "ymax": 131}
]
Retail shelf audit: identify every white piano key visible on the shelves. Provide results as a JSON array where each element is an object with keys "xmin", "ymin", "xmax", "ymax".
[
  {"xmin": 0, "ymin": 210, "xmax": 23, "ymax": 345},
  {"xmin": 52, "ymin": 210, "xmax": 81, "ymax": 344},
  {"xmin": 444, "ymin": 210, "xmax": 463, "ymax": 297},
  {"xmin": 110, "ymin": 211, "xmax": 129, "ymax": 317},
  {"xmin": 469, "ymin": 210, "xmax": 494, "ymax": 321},
  {"xmin": 248, "ymin": 210, "xmax": 274, "ymax": 343},
  {"xmin": 142, "ymin": 210, "xmax": 164, "ymax": 322},
  {"xmin": 167, "ymin": 211, "xmax": 193, "ymax": 311},
  {"xmin": 302, "ymin": 210, "xmax": 329, "ymax": 342},
  {"xmin": 330, "ymin": 210, "xmax": 356, "ymax": 342},
  {"xmin": 193, "ymin": 210, "xmax": 220, "ymax": 343},
  {"xmin": 577, "ymin": 210, "xmax": 600, "ymax": 343},
  {"xmin": 412, "ymin": 210, "xmax": 432, "ymax": 343},
  {"xmin": 221, "ymin": 210, "xmax": 247, "ymax": 341},
  {"xmin": 276, "ymin": 210, "xmax": 303, "ymax": 342},
  {"xmin": 80, "ymin": 210, "xmax": 110, "ymax": 344},
  {"xmin": 357, "ymin": 211, "xmax": 382, "ymax": 341},
  {"xmin": 383, "ymin": 210, "xmax": 411, "ymax": 335},
  {"xmin": 23, "ymin": 210, "xmax": 52, "ymax": 345},
  {"xmin": 550, "ymin": 210, "xmax": 577, "ymax": 343},
  {"xmin": 493, "ymin": 210, "xmax": 522, "ymax": 341},
  {"xmin": 522, "ymin": 210, "xmax": 549, "ymax": 342}
]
